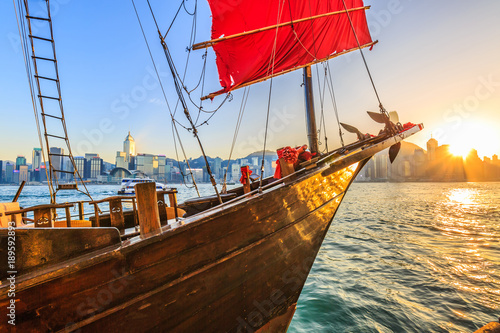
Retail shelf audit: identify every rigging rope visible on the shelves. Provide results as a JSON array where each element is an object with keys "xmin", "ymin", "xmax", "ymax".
[
  {"xmin": 146, "ymin": 0, "xmax": 222, "ymax": 203},
  {"xmin": 259, "ymin": 0, "xmax": 285, "ymax": 191},
  {"xmin": 164, "ymin": 0, "xmax": 229, "ymax": 123},
  {"xmin": 171, "ymin": 121, "xmax": 201, "ymax": 195},
  {"xmin": 131, "ymin": 0, "xmax": 200, "ymax": 195},
  {"xmin": 164, "ymin": 1, "xmax": 184, "ymax": 38},
  {"xmin": 325, "ymin": 62, "xmax": 344, "ymax": 147},
  {"xmin": 222, "ymin": 87, "xmax": 250, "ymax": 193},
  {"xmin": 315, "ymin": 64, "xmax": 329, "ymax": 153},
  {"xmin": 341, "ymin": 0, "xmax": 386, "ymax": 112}
]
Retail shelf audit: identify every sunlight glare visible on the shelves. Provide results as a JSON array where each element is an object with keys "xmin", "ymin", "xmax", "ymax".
[
  {"xmin": 445, "ymin": 120, "xmax": 500, "ymax": 158},
  {"xmin": 449, "ymin": 142, "xmax": 473, "ymax": 158}
]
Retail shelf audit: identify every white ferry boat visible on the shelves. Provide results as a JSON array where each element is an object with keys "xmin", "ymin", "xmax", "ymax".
[{"xmin": 118, "ymin": 178, "xmax": 168, "ymax": 194}]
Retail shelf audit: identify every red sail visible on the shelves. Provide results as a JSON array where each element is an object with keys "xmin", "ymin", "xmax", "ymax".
[{"xmin": 207, "ymin": 0, "xmax": 372, "ymax": 93}]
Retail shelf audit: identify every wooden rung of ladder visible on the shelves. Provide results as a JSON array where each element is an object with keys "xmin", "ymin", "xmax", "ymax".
[
  {"xmin": 41, "ymin": 113, "xmax": 63, "ymax": 120},
  {"xmin": 45, "ymin": 133, "xmax": 66, "ymax": 140},
  {"xmin": 33, "ymin": 56, "xmax": 56, "ymax": 62},
  {"xmin": 52, "ymin": 169, "xmax": 74, "ymax": 174},
  {"xmin": 35, "ymin": 75, "xmax": 58, "ymax": 82},
  {"xmin": 26, "ymin": 15, "xmax": 50, "ymax": 21},
  {"xmin": 58, "ymin": 184, "xmax": 78, "ymax": 190},
  {"xmin": 38, "ymin": 95, "xmax": 60, "ymax": 101},
  {"xmin": 29, "ymin": 35, "xmax": 53, "ymax": 42},
  {"xmin": 49, "ymin": 152, "xmax": 70, "ymax": 157}
]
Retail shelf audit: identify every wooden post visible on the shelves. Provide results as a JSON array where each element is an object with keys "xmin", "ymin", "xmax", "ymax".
[
  {"xmin": 109, "ymin": 198, "xmax": 125, "ymax": 232},
  {"xmin": 168, "ymin": 190, "xmax": 179, "ymax": 219},
  {"xmin": 34, "ymin": 207, "xmax": 53, "ymax": 228},
  {"xmin": 135, "ymin": 182, "xmax": 161, "ymax": 238},
  {"xmin": 78, "ymin": 201, "xmax": 84, "ymax": 220},
  {"xmin": 156, "ymin": 192, "xmax": 168, "ymax": 224},
  {"xmin": 65, "ymin": 206, "xmax": 72, "ymax": 227},
  {"xmin": 131, "ymin": 197, "xmax": 138, "ymax": 228},
  {"xmin": 92, "ymin": 203, "xmax": 100, "ymax": 227},
  {"xmin": 12, "ymin": 180, "xmax": 26, "ymax": 202}
]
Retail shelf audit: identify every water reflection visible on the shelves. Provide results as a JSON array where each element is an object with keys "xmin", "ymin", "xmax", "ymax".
[{"xmin": 430, "ymin": 185, "xmax": 500, "ymax": 312}]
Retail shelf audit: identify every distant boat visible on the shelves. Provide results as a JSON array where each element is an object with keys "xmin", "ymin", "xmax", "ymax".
[{"xmin": 117, "ymin": 177, "xmax": 168, "ymax": 195}]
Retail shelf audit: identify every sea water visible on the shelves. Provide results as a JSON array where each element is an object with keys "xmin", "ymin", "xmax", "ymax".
[
  {"xmin": 289, "ymin": 182, "xmax": 500, "ymax": 333},
  {"xmin": 1, "ymin": 182, "xmax": 498, "ymax": 332}
]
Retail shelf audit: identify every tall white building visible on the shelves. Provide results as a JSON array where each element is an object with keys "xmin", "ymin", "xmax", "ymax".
[{"xmin": 123, "ymin": 132, "xmax": 136, "ymax": 163}]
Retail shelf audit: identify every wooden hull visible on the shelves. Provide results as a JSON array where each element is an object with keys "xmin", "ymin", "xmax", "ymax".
[
  {"xmin": 0, "ymin": 160, "xmax": 361, "ymax": 332},
  {"xmin": 0, "ymin": 126, "xmax": 423, "ymax": 332}
]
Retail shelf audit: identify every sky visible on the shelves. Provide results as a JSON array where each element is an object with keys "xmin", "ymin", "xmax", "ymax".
[{"xmin": 1, "ymin": 0, "xmax": 499, "ymax": 164}]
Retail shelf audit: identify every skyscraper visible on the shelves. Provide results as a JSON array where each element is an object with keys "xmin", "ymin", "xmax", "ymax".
[
  {"xmin": 32, "ymin": 148, "xmax": 42, "ymax": 170},
  {"xmin": 16, "ymin": 156, "xmax": 27, "ymax": 170},
  {"xmin": 123, "ymin": 132, "xmax": 136, "ymax": 163},
  {"xmin": 115, "ymin": 151, "xmax": 128, "ymax": 169},
  {"xmin": 427, "ymin": 137, "xmax": 438, "ymax": 161},
  {"xmin": 74, "ymin": 157, "xmax": 86, "ymax": 179},
  {"xmin": 5, "ymin": 163, "xmax": 14, "ymax": 183},
  {"xmin": 19, "ymin": 165, "xmax": 29, "ymax": 183},
  {"xmin": 136, "ymin": 154, "xmax": 154, "ymax": 176},
  {"xmin": 90, "ymin": 156, "xmax": 103, "ymax": 179},
  {"xmin": 49, "ymin": 147, "xmax": 64, "ymax": 179},
  {"xmin": 0, "ymin": 160, "xmax": 3, "ymax": 183}
]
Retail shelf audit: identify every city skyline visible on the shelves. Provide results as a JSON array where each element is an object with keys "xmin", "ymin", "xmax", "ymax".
[
  {"xmin": 1, "ymin": 1, "xmax": 499, "ymax": 162},
  {"xmin": 0, "ymin": 131, "xmax": 280, "ymax": 184},
  {"xmin": 1, "ymin": 131, "xmax": 499, "ymax": 168},
  {"xmin": 1, "ymin": 130, "xmax": 499, "ymax": 184}
]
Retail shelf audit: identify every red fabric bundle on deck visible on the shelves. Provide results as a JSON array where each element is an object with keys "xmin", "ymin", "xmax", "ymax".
[{"xmin": 240, "ymin": 165, "xmax": 253, "ymax": 185}]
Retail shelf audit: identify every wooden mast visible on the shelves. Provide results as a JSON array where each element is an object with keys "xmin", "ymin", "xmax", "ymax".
[{"xmin": 304, "ymin": 66, "xmax": 319, "ymax": 154}]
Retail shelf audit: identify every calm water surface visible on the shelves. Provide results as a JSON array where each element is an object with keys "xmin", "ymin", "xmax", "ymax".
[
  {"xmin": 1, "ymin": 182, "xmax": 498, "ymax": 332},
  {"xmin": 290, "ymin": 182, "xmax": 500, "ymax": 333}
]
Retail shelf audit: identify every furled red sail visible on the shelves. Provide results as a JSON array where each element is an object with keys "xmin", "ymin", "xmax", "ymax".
[{"xmin": 204, "ymin": 0, "xmax": 373, "ymax": 96}]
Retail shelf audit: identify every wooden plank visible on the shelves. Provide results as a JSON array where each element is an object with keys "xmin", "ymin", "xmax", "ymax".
[
  {"xmin": 0, "ymin": 228, "xmax": 122, "ymax": 279},
  {"xmin": 135, "ymin": 182, "xmax": 161, "ymax": 238}
]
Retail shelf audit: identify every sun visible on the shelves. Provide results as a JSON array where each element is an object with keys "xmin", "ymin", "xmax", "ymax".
[
  {"xmin": 445, "ymin": 119, "xmax": 500, "ymax": 158},
  {"xmin": 448, "ymin": 143, "xmax": 473, "ymax": 158}
]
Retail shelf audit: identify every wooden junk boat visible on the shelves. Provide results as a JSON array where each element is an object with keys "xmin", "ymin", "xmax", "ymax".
[{"xmin": 1, "ymin": 0, "xmax": 422, "ymax": 331}]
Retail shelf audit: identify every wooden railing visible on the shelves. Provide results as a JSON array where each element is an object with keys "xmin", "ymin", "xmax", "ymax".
[
  {"xmin": 4, "ymin": 203, "xmax": 76, "ymax": 227},
  {"xmin": 1, "ymin": 188, "xmax": 180, "ymax": 240}
]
